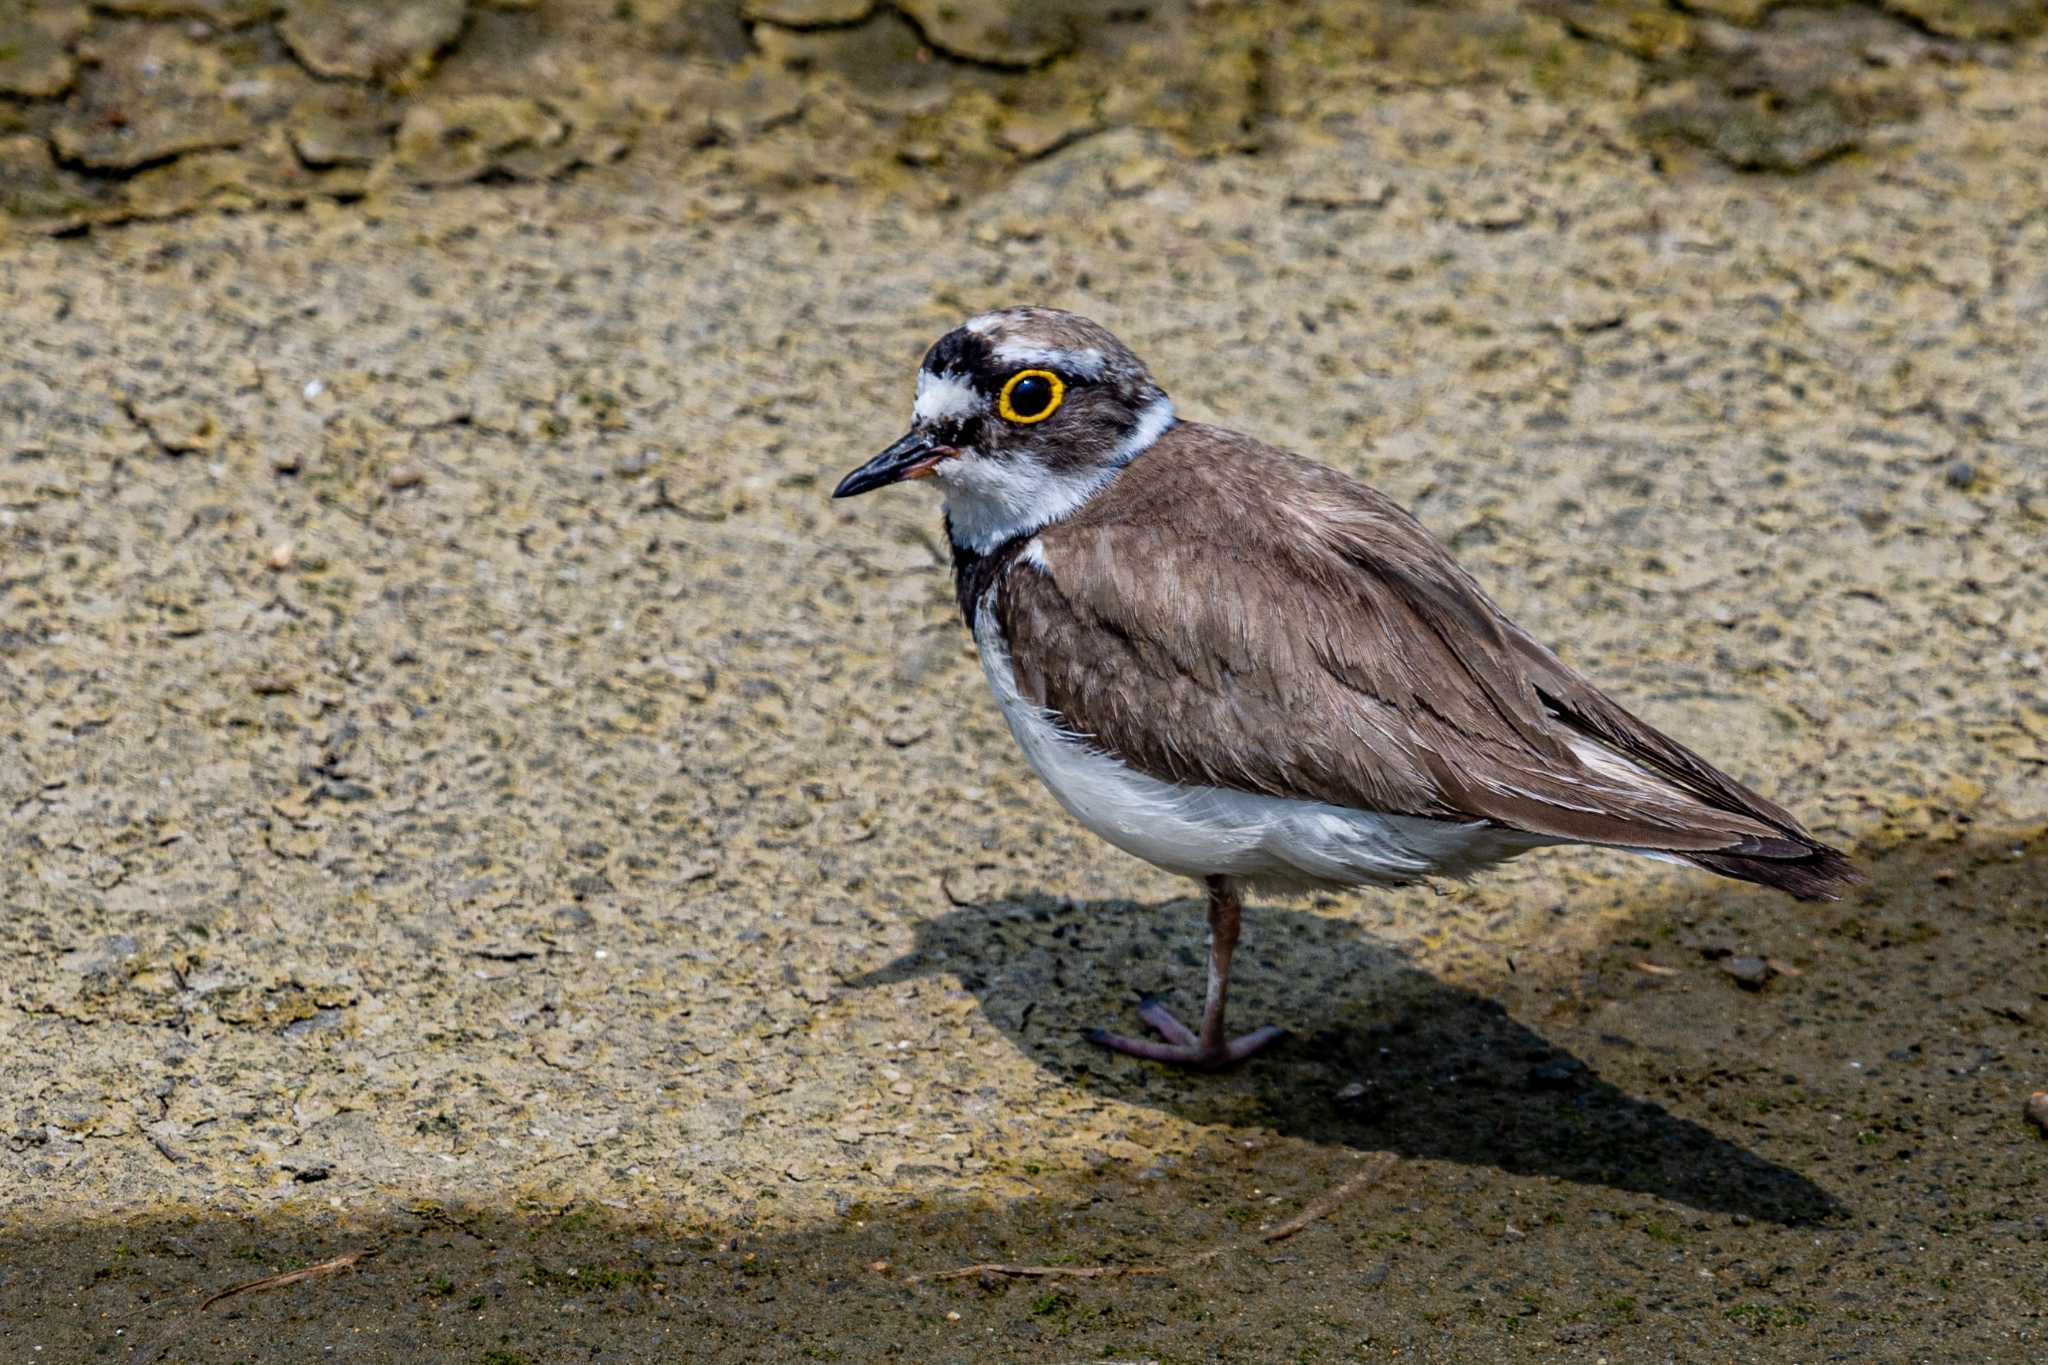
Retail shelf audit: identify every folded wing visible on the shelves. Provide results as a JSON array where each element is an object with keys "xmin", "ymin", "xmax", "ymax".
[{"xmin": 1001, "ymin": 425, "xmax": 1860, "ymax": 900}]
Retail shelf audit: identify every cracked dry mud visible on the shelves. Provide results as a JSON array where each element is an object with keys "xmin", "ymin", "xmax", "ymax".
[{"xmin": 2, "ymin": 1, "xmax": 2046, "ymax": 1361}]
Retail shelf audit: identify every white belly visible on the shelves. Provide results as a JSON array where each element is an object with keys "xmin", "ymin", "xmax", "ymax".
[{"xmin": 972, "ymin": 592, "xmax": 1547, "ymax": 891}]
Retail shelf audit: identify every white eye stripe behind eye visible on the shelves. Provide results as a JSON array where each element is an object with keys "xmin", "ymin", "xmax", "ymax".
[
  {"xmin": 914, "ymin": 370, "xmax": 987, "ymax": 423},
  {"xmin": 991, "ymin": 342, "xmax": 1106, "ymax": 380}
]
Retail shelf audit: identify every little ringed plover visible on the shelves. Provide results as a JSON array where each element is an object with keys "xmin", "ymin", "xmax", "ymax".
[{"xmin": 834, "ymin": 306, "xmax": 1861, "ymax": 1070}]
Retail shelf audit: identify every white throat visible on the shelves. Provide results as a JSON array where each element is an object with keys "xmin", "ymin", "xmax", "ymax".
[{"xmin": 939, "ymin": 394, "xmax": 1176, "ymax": 554}]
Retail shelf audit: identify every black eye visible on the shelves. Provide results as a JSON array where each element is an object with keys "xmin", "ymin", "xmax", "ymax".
[
  {"xmin": 998, "ymin": 369, "xmax": 1065, "ymax": 424},
  {"xmin": 1009, "ymin": 375, "xmax": 1052, "ymax": 416}
]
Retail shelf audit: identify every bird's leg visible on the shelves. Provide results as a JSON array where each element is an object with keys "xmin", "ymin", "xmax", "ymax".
[{"xmin": 1085, "ymin": 876, "xmax": 1290, "ymax": 1069}]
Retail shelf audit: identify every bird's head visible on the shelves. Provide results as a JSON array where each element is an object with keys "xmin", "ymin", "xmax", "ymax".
[{"xmin": 833, "ymin": 306, "xmax": 1175, "ymax": 552}]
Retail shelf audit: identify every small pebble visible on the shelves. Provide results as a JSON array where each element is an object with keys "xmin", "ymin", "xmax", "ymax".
[
  {"xmin": 1946, "ymin": 460, "xmax": 1975, "ymax": 489},
  {"xmin": 387, "ymin": 463, "xmax": 424, "ymax": 489},
  {"xmin": 868, "ymin": 1259, "xmax": 889, "ymax": 1273},
  {"xmin": 1720, "ymin": 955, "xmax": 1774, "ymax": 990},
  {"xmin": 268, "ymin": 541, "xmax": 294, "ymax": 570},
  {"xmin": 945, "ymin": 1311, "xmax": 961, "ymax": 1322},
  {"xmin": 1526, "ymin": 1057, "xmax": 1586, "ymax": 1090},
  {"xmin": 1332, "ymin": 1080, "xmax": 1389, "ymax": 1120},
  {"xmin": 2027, "ymin": 1092, "xmax": 2047, "ymax": 1136}
]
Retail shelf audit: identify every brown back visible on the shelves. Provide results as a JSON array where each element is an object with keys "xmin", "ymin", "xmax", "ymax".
[{"xmin": 997, "ymin": 422, "xmax": 1831, "ymax": 860}]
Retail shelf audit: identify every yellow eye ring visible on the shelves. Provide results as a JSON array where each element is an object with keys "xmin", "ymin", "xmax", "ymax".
[{"xmin": 997, "ymin": 369, "xmax": 1065, "ymax": 424}]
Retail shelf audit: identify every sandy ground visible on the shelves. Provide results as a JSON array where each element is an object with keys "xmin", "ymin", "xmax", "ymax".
[{"xmin": 2, "ymin": 1, "xmax": 2046, "ymax": 1360}]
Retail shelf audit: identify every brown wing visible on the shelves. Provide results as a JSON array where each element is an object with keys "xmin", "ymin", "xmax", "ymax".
[{"xmin": 1002, "ymin": 423, "xmax": 1857, "ymax": 891}]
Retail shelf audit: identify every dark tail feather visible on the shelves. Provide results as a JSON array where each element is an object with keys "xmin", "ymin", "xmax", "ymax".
[{"xmin": 1685, "ymin": 842, "xmax": 1865, "ymax": 903}]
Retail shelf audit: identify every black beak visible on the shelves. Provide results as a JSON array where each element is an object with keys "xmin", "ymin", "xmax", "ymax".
[{"xmin": 833, "ymin": 431, "xmax": 957, "ymax": 499}]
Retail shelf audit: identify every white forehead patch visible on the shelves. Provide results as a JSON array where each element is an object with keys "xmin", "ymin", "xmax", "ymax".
[
  {"xmin": 991, "ymin": 341, "xmax": 1106, "ymax": 380},
  {"xmin": 914, "ymin": 369, "xmax": 987, "ymax": 424}
]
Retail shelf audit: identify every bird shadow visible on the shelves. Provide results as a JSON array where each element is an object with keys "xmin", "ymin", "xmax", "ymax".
[{"xmin": 850, "ymin": 885, "xmax": 1842, "ymax": 1225}]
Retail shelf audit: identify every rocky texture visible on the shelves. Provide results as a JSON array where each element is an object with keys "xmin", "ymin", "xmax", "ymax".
[
  {"xmin": 1880, "ymin": 0, "xmax": 2047, "ymax": 39},
  {"xmin": 2, "ymin": 1, "xmax": 2047, "ymax": 1361},
  {"xmin": 0, "ymin": 132, "xmax": 110, "ymax": 224},
  {"xmin": 0, "ymin": 0, "xmax": 89, "ymax": 98},
  {"xmin": 277, "ymin": 0, "xmax": 468, "ymax": 81},
  {"xmin": 285, "ymin": 85, "xmax": 400, "ymax": 168},
  {"xmin": 743, "ymin": 0, "xmax": 874, "ymax": 23},
  {"xmin": 95, "ymin": 0, "xmax": 276, "ymax": 22},
  {"xmin": 46, "ymin": 25, "xmax": 299, "ymax": 170},
  {"xmin": 1538, "ymin": 0, "xmax": 1695, "ymax": 60},
  {"xmin": 383, "ymin": 92, "xmax": 564, "ymax": 184},
  {"xmin": 895, "ymin": 0, "xmax": 1076, "ymax": 67},
  {"xmin": 2, "ymin": 0, "xmax": 2031, "ymax": 235}
]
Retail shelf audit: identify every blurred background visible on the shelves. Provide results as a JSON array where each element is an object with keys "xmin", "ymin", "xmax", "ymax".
[{"xmin": 2, "ymin": 1, "xmax": 2044, "ymax": 1360}]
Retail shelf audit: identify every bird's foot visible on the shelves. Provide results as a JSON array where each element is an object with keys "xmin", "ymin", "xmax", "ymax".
[{"xmin": 1084, "ymin": 995, "xmax": 1289, "ymax": 1070}]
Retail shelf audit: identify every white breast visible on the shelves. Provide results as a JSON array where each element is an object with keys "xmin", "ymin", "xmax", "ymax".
[{"xmin": 972, "ymin": 583, "xmax": 1549, "ymax": 892}]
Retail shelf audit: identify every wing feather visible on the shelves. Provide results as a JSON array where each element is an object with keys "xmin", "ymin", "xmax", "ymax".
[{"xmin": 999, "ymin": 423, "xmax": 1843, "ymax": 866}]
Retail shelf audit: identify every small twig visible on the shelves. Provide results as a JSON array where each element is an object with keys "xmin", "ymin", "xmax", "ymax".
[
  {"xmin": 129, "ymin": 1247, "xmax": 380, "ymax": 1363},
  {"xmin": 1258, "ymin": 1154, "xmax": 1397, "ymax": 1244},
  {"xmin": 905, "ymin": 1152, "xmax": 1396, "ymax": 1285},
  {"xmin": 199, "ymin": 1248, "xmax": 376, "ymax": 1311},
  {"xmin": 912, "ymin": 1260, "xmax": 1174, "ymax": 1283}
]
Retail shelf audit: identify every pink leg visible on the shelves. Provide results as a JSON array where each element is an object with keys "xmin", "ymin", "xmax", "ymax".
[{"xmin": 1086, "ymin": 877, "xmax": 1290, "ymax": 1070}]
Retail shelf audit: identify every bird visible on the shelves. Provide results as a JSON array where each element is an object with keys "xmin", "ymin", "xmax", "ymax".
[{"xmin": 833, "ymin": 306, "xmax": 1862, "ymax": 1071}]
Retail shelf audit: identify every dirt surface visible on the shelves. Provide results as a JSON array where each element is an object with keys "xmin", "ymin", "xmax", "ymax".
[{"xmin": 3, "ymin": 1, "xmax": 2046, "ymax": 1360}]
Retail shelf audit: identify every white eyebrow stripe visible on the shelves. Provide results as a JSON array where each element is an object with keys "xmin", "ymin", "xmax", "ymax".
[
  {"xmin": 990, "ymin": 342, "xmax": 1107, "ymax": 379},
  {"xmin": 914, "ymin": 369, "xmax": 988, "ymax": 423}
]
